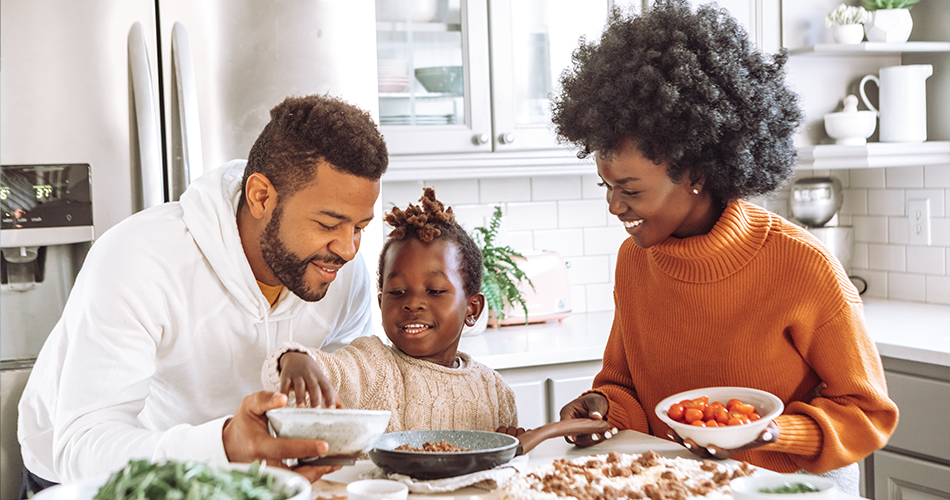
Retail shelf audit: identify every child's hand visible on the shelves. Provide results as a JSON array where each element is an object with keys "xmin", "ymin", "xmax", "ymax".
[
  {"xmin": 278, "ymin": 352, "xmax": 343, "ymax": 409},
  {"xmin": 495, "ymin": 425, "xmax": 527, "ymax": 437}
]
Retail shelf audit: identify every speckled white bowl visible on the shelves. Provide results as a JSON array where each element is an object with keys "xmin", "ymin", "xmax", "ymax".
[
  {"xmin": 731, "ymin": 474, "xmax": 837, "ymax": 500},
  {"xmin": 655, "ymin": 387, "xmax": 783, "ymax": 449},
  {"xmin": 266, "ymin": 408, "xmax": 391, "ymax": 459}
]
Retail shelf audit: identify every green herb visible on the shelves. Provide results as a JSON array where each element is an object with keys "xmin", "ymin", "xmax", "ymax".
[
  {"xmin": 861, "ymin": 0, "xmax": 921, "ymax": 11},
  {"xmin": 759, "ymin": 482, "xmax": 821, "ymax": 494},
  {"xmin": 472, "ymin": 206, "xmax": 533, "ymax": 323},
  {"xmin": 94, "ymin": 459, "xmax": 295, "ymax": 500}
]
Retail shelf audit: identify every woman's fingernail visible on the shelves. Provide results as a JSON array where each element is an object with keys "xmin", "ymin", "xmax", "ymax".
[
  {"xmin": 590, "ymin": 411, "xmax": 603, "ymax": 419},
  {"xmin": 591, "ymin": 434, "xmax": 600, "ymax": 441},
  {"xmin": 566, "ymin": 436, "xmax": 575, "ymax": 443},
  {"xmin": 612, "ymin": 428, "xmax": 618, "ymax": 434},
  {"xmin": 684, "ymin": 442, "xmax": 691, "ymax": 449},
  {"xmin": 604, "ymin": 431, "xmax": 612, "ymax": 439},
  {"xmin": 668, "ymin": 434, "xmax": 675, "ymax": 440},
  {"xmin": 707, "ymin": 447, "xmax": 716, "ymax": 455},
  {"xmin": 763, "ymin": 432, "xmax": 773, "ymax": 441}
]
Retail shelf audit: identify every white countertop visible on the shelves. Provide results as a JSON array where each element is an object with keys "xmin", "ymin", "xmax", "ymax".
[
  {"xmin": 316, "ymin": 430, "xmax": 864, "ymax": 499},
  {"xmin": 460, "ymin": 299, "xmax": 950, "ymax": 370}
]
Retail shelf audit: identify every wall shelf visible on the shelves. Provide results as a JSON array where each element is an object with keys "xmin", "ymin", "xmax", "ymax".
[
  {"xmin": 796, "ymin": 141, "xmax": 950, "ymax": 169},
  {"xmin": 788, "ymin": 41, "xmax": 950, "ymax": 56}
]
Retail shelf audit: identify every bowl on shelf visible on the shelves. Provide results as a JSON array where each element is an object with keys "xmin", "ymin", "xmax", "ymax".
[
  {"xmin": 655, "ymin": 386, "xmax": 784, "ymax": 450},
  {"xmin": 414, "ymin": 66, "xmax": 463, "ymax": 94},
  {"xmin": 824, "ymin": 94, "xmax": 877, "ymax": 146},
  {"xmin": 730, "ymin": 474, "xmax": 837, "ymax": 500},
  {"xmin": 265, "ymin": 408, "xmax": 391, "ymax": 463}
]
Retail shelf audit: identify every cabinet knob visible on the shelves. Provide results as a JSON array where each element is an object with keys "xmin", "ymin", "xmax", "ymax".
[
  {"xmin": 472, "ymin": 133, "xmax": 490, "ymax": 145},
  {"xmin": 500, "ymin": 132, "xmax": 515, "ymax": 144}
]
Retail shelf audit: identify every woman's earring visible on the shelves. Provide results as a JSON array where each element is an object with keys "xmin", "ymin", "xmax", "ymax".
[
  {"xmin": 465, "ymin": 316, "xmax": 475, "ymax": 326},
  {"xmin": 692, "ymin": 188, "xmax": 700, "ymax": 195}
]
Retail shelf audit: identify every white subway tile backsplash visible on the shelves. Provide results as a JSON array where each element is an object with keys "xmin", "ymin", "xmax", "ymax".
[
  {"xmin": 907, "ymin": 246, "xmax": 946, "ymax": 275},
  {"xmin": 868, "ymin": 244, "xmax": 906, "ymax": 272},
  {"xmin": 861, "ymin": 270, "xmax": 888, "ymax": 299},
  {"xmin": 852, "ymin": 242, "xmax": 869, "ymax": 270},
  {"xmin": 382, "ymin": 180, "xmax": 425, "ymax": 208},
  {"xmin": 585, "ymin": 283, "xmax": 615, "ymax": 312},
  {"xmin": 925, "ymin": 165, "xmax": 950, "ymax": 188},
  {"xmin": 905, "ymin": 189, "xmax": 946, "ymax": 217},
  {"xmin": 425, "ymin": 179, "xmax": 480, "ymax": 205},
  {"xmin": 452, "ymin": 204, "xmax": 497, "ymax": 232},
  {"xmin": 479, "ymin": 177, "xmax": 532, "ymax": 203},
  {"xmin": 583, "ymin": 227, "xmax": 630, "ymax": 256},
  {"xmin": 531, "ymin": 176, "xmax": 583, "ymax": 201},
  {"xmin": 505, "ymin": 202, "xmax": 558, "ymax": 231},
  {"xmin": 850, "ymin": 168, "xmax": 886, "ymax": 189},
  {"xmin": 933, "ymin": 218, "xmax": 950, "ymax": 247},
  {"xmin": 887, "ymin": 273, "xmax": 926, "ymax": 302},
  {"xmin": 853, "ymin": 216, "xmax": 889, "ymax": 243},
  {"xmin": 608, "ymin": 253, "xmax": 618, "ymax": 282},
  {"xmin": 558, "ymin": 200, "xmax": 608, "ymax": 228},
  {"xmin": 500, "ymin": 230, "xmax": 535, "ymax": 252},
  {"xmin": 887, "ymin": 217, "xmax": 908, "ymax": 245},
  {"xmin": 926, "ymin": 275, "xmax": 950, "ymax": 305},
  {"xmin": 867, "ymin": 189, "xmax": 904, "ymax": 216},
  {"xmin": 885, "ymin": 166, "xmax": 924, "ymax": 189},
  {"xmin": 582, "ymin": 174, "xmax": 604, "ymax": 199},
  {"xmin": 569, "ymin": 284, "xmax": 588, "ymax": 313},
  {"xmin": 840, "ymin": 189, "xmax": 867, "ymax": 215},
  {"xmin": 533, "ymin": 228, "xmax": 585, "ymax": 257},
  {"xmin": 564, "ymin": 256, "xmax": 610, "ymax": 285}
]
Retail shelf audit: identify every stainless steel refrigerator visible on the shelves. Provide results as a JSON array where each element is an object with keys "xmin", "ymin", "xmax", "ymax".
[{"xmin": 0, "ymin": 1, "xmax": 378, "ymax": 497}]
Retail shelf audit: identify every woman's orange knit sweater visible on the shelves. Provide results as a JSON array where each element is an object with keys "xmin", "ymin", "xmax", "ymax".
[{"xmin": 595, "ymin": 200, "xmax": 898, "ymax": 474}]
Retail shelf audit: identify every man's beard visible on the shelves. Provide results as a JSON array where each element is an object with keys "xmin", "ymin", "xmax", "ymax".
[{"xmin": 260, "ymin": 202, "xmax": 347, "ymax": 302}]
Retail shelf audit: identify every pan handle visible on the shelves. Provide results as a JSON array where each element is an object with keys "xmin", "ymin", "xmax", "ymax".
[{"xmin": 515, "ymin": 419, "xmax": 614, "ymax": 455}]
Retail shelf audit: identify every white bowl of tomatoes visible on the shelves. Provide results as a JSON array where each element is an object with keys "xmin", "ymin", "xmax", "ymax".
[{"xmin": 655, "ymin": 387, "xmax": 784, "ymax": 450}]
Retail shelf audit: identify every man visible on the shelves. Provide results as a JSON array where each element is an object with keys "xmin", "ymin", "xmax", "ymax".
[{"xmin": 17, "ymin": 94, "xmax": 388, "ymax": 495}]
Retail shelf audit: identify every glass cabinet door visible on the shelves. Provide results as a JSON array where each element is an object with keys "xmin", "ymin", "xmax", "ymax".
[
  {"xmin": 488, "ymin": 0, "xmax": 609, "ymax": 151},
  {"xmin": 376, "ymin": 0, "xmax": 492, "ymax": 155}
]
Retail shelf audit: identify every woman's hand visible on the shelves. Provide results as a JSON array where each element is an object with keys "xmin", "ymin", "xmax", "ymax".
[
  {"xmin": 667, "ymin": 421, "xmax": 780, "ymax": 460},
  {"xmin": 278, "ymin": 351, "xmax": 342, "ymax": 409},
  {"xmin": 558, "ymin": 392, "xmax": 613, "ymax": 448}
]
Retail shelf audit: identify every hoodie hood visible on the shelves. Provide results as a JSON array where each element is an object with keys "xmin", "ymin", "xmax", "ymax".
[{"xmin": 179, "ymin": 160, "xmax": 303, "ymax": 323}]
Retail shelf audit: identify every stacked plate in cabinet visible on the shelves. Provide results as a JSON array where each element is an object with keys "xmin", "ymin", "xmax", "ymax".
[{"xmin": 378, "ymin": 59, "xmax": 410, "ymax": 93}]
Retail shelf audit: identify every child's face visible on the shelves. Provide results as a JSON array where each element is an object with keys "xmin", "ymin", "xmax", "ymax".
[{"xmin": 378, "ymin": 237, "xmax": 483, "ymax": 367}]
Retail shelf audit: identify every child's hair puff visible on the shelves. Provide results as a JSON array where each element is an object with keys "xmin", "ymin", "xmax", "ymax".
[{"xmin": 378, "ymin": 188, "xmax": 483, "ymax": 297}]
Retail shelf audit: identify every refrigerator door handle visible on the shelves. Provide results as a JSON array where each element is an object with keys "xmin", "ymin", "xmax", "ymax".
[
  {"xmin": 170, "ymin": 22, "xmax": 201, "ymax": 202},
  {"xmin": 128, "ymin": 22, "xmax": 164, "ymax": 211}
]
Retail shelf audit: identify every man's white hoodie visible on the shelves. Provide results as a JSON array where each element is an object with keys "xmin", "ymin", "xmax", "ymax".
[{"xmin": 17, "ymin": 161, "xmax": 374, "ymax": 483}]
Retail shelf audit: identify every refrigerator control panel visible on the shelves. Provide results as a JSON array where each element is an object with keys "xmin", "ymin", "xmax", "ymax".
[{"xmin": 1, "ymin": 164, "xmax": 93, "ymax": 230}]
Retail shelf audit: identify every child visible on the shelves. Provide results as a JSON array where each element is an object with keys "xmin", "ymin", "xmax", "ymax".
[{"xmin": 261, "ymin": 188, "xmax": 518, "ymax": 432}]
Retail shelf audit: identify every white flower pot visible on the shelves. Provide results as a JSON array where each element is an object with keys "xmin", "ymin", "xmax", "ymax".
[
  {"xmin": 832, "ymin": 24, "xmax": 865, "ymax": 44},
  {"xmin": 864, "ymin": 9, "xmax": 913, "ymax": 43}
]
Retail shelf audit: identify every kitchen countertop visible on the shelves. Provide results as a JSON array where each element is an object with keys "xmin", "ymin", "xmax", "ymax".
[
  {"xmin": 460, "ymin": 298, "xmax": 950, "ymax": 370},
  {"xmin": 317, "ymin": 430, "xmax": 865, "ymax": 499}
]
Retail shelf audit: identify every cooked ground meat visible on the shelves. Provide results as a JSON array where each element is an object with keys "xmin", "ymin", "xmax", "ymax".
[{"xmin": 394, "ymin": 440, "xmax": 469, "ymax": 452}]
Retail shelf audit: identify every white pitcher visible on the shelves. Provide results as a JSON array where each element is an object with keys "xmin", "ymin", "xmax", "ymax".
[{"xmin": 859, "ymin": 64, "xmax": 933, "ymax": 143}]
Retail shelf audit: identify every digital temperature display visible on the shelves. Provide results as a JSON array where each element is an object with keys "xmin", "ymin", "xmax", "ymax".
[{"xmin": 1, "ymin": 164, "xmax": 93, "ymax": 229}]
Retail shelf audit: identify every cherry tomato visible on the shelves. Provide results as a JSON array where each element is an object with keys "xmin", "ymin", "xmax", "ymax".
[
  {"xmin": 726, "ymin": 398, "xmax": 742, "ymax": 410},
  {"xmin": 727, "ymin": 416, "xmax": 744, "ymax": 426},
  {"xmin": 748, "ymin": 412, "xmax": 761, "ymax": 421},
  {"xmin": 727, "ymin": 411, "xmax": 751, "ymax": 425},
  {"xmin": 715, "ymin": 407, "xmax": 730, "ymax": 425},
  {"xmin": 683, "ymin": 399, "xmax": 708, "ymax": 414},
  {"xmin": 693, "ymin": 396, "xmax": 709, "ymax": 404},
  {"xmin": 705, "ymin": 419, "xmax": 719, "ymax": 428},
  {"xmin": 668, "ymin": 403, "xmax": 686, "ymax": 422},
  {"xmin": 703, "ymin": 405, "xmax": 717, "ymax": 421},
  {"xmin": 684, "ymin": 408, "xmax": 705, "ymax": 423},
  {"xmin": 733, "ymin": 402, "xmax": 756, "ymax": 415},
  {"xmin": 691, "ymin": 419, "xmax": 707, "ymax": 427}
]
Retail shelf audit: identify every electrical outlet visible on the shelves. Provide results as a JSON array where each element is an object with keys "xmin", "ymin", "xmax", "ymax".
[{"xmin": 907, "ymin": 199, "xmax": 931, "ymax": 246}]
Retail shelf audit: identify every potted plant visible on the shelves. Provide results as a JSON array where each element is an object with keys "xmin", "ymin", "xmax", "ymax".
[
  {"xmin": 825, "ymin": 4, "xmax": 871, "ymax": 44},
  {"xmin": 467, "ymin": 206, "xmax": 533, "ymax": 333},
  {"xmin": 861, "ymin": 0, "xmax": 920, "ymax": 43}
]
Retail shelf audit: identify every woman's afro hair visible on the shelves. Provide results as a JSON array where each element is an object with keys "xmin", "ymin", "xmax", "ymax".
[
  {"xmin": 551, "ymin": 0, "xmax": 803, "ymax": 202},
  {"xmin": 377, "ymin": 188, "xmax": 483, "ymax": 298},
  {"xmin": 241, "ymin": 93, "xmax": 388, "ymax": 206}
]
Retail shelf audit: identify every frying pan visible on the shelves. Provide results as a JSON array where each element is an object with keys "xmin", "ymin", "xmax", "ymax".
[{"xmin": 368, "ymin": 419, "xmax": 612, "ymax": 479}]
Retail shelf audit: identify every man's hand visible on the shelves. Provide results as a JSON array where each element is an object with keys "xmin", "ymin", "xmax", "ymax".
[
  {"xmin": 279, "ymin": 352, "xmax": 342, "ymax": 409},
  {"xmin": 222, "ymin": 391, "xmax": 341, "ymax": 482}
]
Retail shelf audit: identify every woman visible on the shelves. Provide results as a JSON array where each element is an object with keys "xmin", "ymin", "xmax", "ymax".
[{"xmin": 553, "ymin": 0, "xmax": 897, "ymax": 494}]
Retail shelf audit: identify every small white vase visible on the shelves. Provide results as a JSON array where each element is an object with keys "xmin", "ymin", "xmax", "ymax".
[
  {"xmin": 832, "ymin": 24, "xmax": 865, "ymax": 44},
  {"xmin": 864, "ymin": 9, "xmax": 913, "ymax": 43}
]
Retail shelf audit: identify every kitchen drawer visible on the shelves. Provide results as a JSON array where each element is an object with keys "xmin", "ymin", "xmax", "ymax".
[
  {"xmin": 873, "ymin": 450, "xmax": 950, "ymax": 500},
  {"xmin": 497, "ymin": 365, "xmax": 548, "ymax": 429},
  {"xmin": 884, "ymin": 371, "xmax": 950, "ymax": 462}
]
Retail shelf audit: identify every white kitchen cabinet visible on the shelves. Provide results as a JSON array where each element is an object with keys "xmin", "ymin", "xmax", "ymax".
[
  {"xmin": 872, "ymin": 451, "xmax": 950, "ymax": 500},
  {"xmin": 497, "ymin": 359, "xmax": 602, "ymax": 428},
  {"xmin": 375, "ymin": 0, "xmax": 609, "ymax": 156}
]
